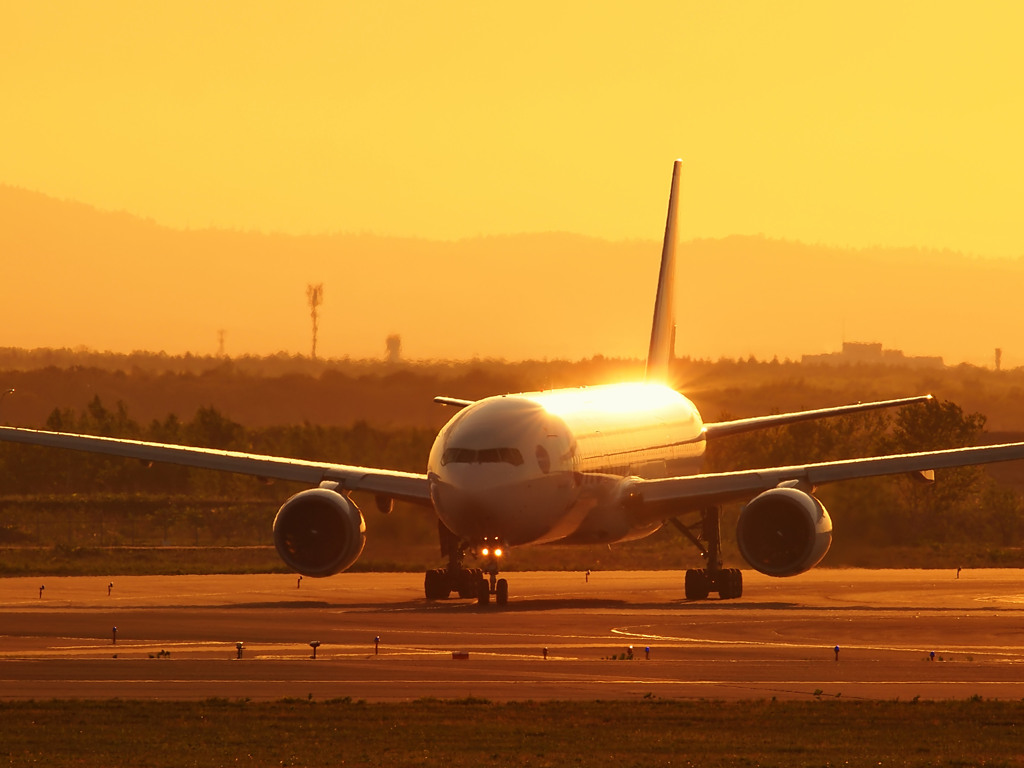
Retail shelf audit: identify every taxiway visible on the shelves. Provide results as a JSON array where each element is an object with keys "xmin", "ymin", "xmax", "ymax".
[{"xmin": 1, "ymin": 569, "xmax": 1022, "ymax": 701}]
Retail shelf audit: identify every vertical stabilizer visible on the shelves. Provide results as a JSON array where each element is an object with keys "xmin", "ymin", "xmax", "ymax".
[{"xmin": 645, "ymin": 159, "xmax": 682, "ymax": 382}]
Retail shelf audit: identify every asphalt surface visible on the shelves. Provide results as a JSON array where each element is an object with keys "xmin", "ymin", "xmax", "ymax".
[{"xmin": 2, "ymin": 569, "xmax": 1023, "ymax": 701}]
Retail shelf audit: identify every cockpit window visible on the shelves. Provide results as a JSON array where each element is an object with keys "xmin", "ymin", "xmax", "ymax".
[
  {"xmin": 499, "ymin": 448, "xmax": 523, "ymax": 465},
  {"xmin": 535, "ymin": 445, "xmax": 551, "ymax": 474},
  {"xmin": 441, "ymin": 447, "xmax": 524, "ymax": 467}
]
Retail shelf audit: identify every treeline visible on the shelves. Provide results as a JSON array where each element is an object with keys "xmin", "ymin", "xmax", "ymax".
[
  {"xmin": 7, "ymin": 350, "xmax": 1024, "ymax": 432},
  {"xmin": 0, "ymin": 353, "xmax": 645, "ymax": 429},
  {"xmin": 0, "ymin": 346, "xmax": 570, "ymax": 379}
]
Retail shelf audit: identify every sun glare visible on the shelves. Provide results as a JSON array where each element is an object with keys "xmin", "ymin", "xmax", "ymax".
[{"xmin": 534, "ymin": 382, "xmax": 685, "ymax": 417}]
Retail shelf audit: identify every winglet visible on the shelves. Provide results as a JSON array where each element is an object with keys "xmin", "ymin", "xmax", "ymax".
[{"xmin": 645, "ymin": 159, "xmax": 682, "ymax": 382}]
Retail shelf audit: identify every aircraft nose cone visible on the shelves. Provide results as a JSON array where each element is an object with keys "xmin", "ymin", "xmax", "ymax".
[
  {"xmin": 431, "ymin": 455, "xmax": 550, "ymax": 536},
  {"xmin": 430, "ymin": 475, "xmax": 504, "ymax": 535},
  {"xmin": 427, "ymin": 395, "xmax": 577, "ymax": 545}
]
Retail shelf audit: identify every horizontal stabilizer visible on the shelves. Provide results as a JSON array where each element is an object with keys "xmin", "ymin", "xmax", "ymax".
[{"xmin": 434, "ymin": 396, "xmax": 474, "ymax": 409}]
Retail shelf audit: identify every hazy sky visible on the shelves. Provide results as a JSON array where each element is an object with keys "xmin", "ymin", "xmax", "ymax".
[{"xmin": 4, "ymin": 1, "xmax": 1024, "ymax": 257}]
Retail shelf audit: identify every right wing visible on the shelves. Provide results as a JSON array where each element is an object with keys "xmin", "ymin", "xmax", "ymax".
[
  {"xmin": 625, "ymin": 440, "xmax": 1024, "ymax": 522},
  {"xmin": 0, "ymin": 426, "xmax": 432, "ymax": 504}
]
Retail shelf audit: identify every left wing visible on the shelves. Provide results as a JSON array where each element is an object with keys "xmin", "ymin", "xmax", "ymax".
[
  {"xmin": 624, "ymin": 440, "xmax": 1024, "ymax": 520},
  {"xmin": 0, "ymin": 426, "xmax": 432, "ymax": 504},
  {"xmin": 702, "ymin": 395, "xmax": 933, "ymax": 440}
]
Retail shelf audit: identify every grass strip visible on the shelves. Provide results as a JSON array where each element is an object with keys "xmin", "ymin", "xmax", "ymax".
[{"xmin": 1, "ymin": 698, "xmax": 1021, "ymax": 767}]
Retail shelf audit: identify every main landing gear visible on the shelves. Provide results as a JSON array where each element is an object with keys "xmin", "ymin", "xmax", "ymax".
[
  {"xmin": 424, "ymin": 523, "xmax": 509, "ymax": 606},
  {"xmin": 424, "ymin": 565, "xmax": 485, "ymax": 600},
  {"xmin": 670, "ymin": 506, "xmax": 743, "ymax": 600}
]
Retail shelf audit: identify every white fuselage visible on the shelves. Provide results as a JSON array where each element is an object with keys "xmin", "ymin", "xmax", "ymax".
[{"xmin": 427, "ymin": 382, "xmax": 706, "ymax": 547}]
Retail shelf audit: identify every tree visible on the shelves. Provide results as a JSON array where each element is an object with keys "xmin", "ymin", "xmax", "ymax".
[
  {"xmin": 879, "ymin": 400, "xmax": 987, "ymax": 544},
  {"xmin": 185, "ymin": 406, "xmax": 245, "ymax": 450}
]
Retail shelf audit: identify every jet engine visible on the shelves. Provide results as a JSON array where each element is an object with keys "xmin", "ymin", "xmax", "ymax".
[
  {"xmin": 272, "ymin": 485, "xmax": 366, "ymax": 577},
  {"xmin": 735, "ymin": 487, "xmax": 832, "ymax": 577}
]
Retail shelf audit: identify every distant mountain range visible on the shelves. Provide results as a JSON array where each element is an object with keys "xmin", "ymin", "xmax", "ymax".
[{"xmin": 2, "ymin": 185, "xmax": 1021, "ymax": 367}]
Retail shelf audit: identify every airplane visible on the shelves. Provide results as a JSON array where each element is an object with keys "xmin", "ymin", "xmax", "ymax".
[{"xmin": 3, "ymin": 159, "xmax": 1024, "ymax": 605}]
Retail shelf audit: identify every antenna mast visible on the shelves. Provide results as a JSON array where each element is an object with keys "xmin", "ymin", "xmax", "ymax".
[{"xmin": 307, "ymin": 283, "xmax": 324, "ymax": 360}]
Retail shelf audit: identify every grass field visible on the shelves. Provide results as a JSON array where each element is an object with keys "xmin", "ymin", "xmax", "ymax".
[
  {"xmin": 0, "ymin": 545, "xmax": 292, "ymax": 577},
  {"xmin": 4, "ymin": 538, "xmax": 1024, "ymax": 578},
  {"xmin": 2, "ymin": 698, "xmax": 1021, "ymax": 767}
]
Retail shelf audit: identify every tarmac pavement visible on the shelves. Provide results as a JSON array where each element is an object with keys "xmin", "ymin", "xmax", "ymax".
[{"xmin": 1, "ymin": 569, "xmax": 1022, "ymax": 701}]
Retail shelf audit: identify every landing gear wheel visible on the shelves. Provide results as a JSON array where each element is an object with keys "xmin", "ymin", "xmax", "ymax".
[
  {"xmin": 477, "ymin": 578, "xmax": 490, "ymax": 606},
  {"xmin": 424, "ymin": 569, "xmax": 450, "ymax": 600},
  {"xmin": 457, "ymin": 568, "xmax": 482, "ymax": 599},
  {"xmin": 684, "ymin": 569, "xmax": 710, "ymax": 600},
  {"xmin": 495, "ymin": 578, "xmax": 509, "ymax": 606},
  {"xmin": 718, "ymin": 568, "xmax": 743, "ymax": 600}
]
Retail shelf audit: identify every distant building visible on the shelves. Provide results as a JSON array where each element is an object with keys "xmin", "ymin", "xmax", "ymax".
[
  {"xmin": 385, "ymin": 334, "xmax": 402, "ymax": 363},
  {"xmin": 802, "ymin": 341, "xmax": 943, "ymax": 369}
]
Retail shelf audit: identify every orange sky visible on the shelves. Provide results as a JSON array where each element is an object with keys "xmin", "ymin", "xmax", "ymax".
[
  {"xmin": 3, "ymin": 2, "xmax": 1024, "ymax": 254},
  {"xmin": 2, "ymin": 2, "xmax": 1024, "ymax": 363}
]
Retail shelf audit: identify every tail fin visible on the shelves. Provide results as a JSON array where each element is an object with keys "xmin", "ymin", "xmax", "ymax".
[{"xmin": 645, "ymin": 159, "xmax": 682, "ymax": 382}]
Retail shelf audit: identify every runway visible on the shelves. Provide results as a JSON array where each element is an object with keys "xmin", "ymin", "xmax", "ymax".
[{"xmin": 2, "ymin": 569, "xmax": 1023, "ymax": 701}]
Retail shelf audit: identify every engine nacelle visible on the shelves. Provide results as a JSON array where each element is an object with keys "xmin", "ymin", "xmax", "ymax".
[
  {"xmin": 272, "ymin": 486, "xmax": 366, "ymax": 577},
  {"xmin": 735, "ymin": 487, "xmax": 832, "ymax": 577}
]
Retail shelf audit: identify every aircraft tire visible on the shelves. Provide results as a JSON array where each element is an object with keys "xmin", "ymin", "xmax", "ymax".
[
  {"xmin": 718, "ymin": 569, "xmax": 743, "ymax": 600},
  {"xmin": 477, "ymin": 578, "xmax": 491, "ymax": 606},
  {"xmin": 424, "ymin": 569, "xmax": 450, "ymax": 600},
  {"xmin": 457, "ymin": 569, "xmax": 480, "ymax": 599},
  {"xmin": 684, "ymin": 569, "xmax": 710, "ymax": 600},
  {"xmin": 495, "ymin": 578, "xmax": 509, "ymax": 606}
]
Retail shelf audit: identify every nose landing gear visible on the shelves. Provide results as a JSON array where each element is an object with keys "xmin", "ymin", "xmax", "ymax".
[
  {"xmin": 476, "ymin": 570, "xmax": 509, "ymax": 607},
  {"xmin": 475, "ymin": 539, "xmax": 508, "ymax": 606}
]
